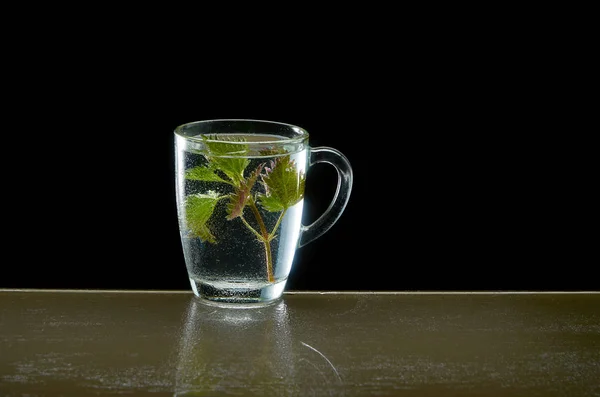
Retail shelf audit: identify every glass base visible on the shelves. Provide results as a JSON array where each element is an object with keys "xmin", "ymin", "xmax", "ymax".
[{"xmin": 189, "ymin": 278, "xmax": 287, "ymax": 308}]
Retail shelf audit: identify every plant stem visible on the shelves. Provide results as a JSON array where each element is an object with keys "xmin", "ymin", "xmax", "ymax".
[
  {"xmin": 269, "ymin": 209, "xmax": 287, "ymax": 240},
  {"xmin": 240, "ymin": 216, "xmax": 264, "ymax": 241},
  {"xmin": 248, "ymin": 199, "xmax": 275, "ymax": 283}
]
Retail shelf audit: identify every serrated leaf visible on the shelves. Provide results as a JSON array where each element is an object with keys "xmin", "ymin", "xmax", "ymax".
[
  {"xmin": 257, "ymin": 156, "xmax": 305, "ymax": 212},
  {"xmin": 258, "ymin": 194, "xmax": 286, "ymax": 212},
  {"xmin": 203, "ymin": 134, "xmax": 248, "ymax": 156},
  {"xmin": 202, "ymin": 135, "xmax": 250, "ymax": 186},
  {"xmin": 185, "ymin": 166, "xmax": 229, "ymax": 184},
  {"xmin": 227, "ymin": 163, "xmax": 264, "ymax": 220},
  {"xmin": 185, "ymin": 191, "xmax": 221, "ymax": 243},
  {"xmin": 259, "ymin": 147, "xmax": 287, "ymax": 156}
]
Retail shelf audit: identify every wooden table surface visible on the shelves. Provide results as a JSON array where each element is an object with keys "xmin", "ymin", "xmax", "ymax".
[{"xmin": 1, "ymin": 290, "xmax": 599, "ymax": 396}]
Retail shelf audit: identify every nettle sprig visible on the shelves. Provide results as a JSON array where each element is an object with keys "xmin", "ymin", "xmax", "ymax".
[{"xmin": 184, "ymin": 135, "xmax": 305, "ymax": 282}]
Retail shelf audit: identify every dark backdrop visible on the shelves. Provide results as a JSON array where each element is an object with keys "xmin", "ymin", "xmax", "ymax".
[{"xmin": 3, "ymin": 11, "xmax": 595, "ymax": 291}]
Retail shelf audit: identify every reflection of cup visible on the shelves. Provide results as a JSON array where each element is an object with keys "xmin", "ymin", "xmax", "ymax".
[
  {"xmin": 174, "ymin": 119, "xmax": 353, "ymax": 307},
  {"xmin": 174, "ymin": 297, "xmax": 344, "ymax": 396},
  {"xmin": 175, "ymin": 297, "xmax": 293, "ymax": 396}
]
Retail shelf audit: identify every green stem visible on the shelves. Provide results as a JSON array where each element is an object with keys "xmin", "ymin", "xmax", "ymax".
[
  {"xmin": 240, "ymin": 216, "xmax": 264, "ymax": 241},
  {"xmin": 248, "ymin": 199, "xmax": 275, "ymax": 283},
  {"xmin": 269, "ymin": 209, "xmax": 287, "ymax": 241}
]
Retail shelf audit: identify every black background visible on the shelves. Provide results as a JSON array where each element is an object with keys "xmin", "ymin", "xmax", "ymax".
[{"xmin": 3, "ymin": 9, "xmax": 595, "ymax": 291}]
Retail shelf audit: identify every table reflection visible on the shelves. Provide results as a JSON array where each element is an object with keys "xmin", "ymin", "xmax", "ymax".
[{"xmin": 174, "ymin": 297, "xmax": 344, "ymax": 396}]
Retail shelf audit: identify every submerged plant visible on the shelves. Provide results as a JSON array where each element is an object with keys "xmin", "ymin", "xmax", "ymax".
[{"xmin": 184, "ymin": 135, "xmax": 305, "ymax": 282}]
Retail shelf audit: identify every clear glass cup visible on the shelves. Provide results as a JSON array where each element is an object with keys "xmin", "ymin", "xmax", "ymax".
[{"xmin": 174, "ymin": 119, "xmax": 352, "ymax": 307}]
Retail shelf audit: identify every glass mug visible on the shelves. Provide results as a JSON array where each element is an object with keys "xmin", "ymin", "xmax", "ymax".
[{"xmin": 174, "ymin": 119, "xmax": 352, "ymax": 307}]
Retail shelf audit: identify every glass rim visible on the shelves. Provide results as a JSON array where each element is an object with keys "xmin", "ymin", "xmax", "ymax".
[{"xmin": 174, "ymin": 119, "xmax": 309, "ymax": 145}]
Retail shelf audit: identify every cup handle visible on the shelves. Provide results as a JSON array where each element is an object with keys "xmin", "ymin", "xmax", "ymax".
[{"xmin": 298, "ymin": 147, "xmax": 353, "ymax": 248}]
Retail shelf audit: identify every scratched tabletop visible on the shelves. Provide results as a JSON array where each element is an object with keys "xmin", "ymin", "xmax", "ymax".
[{"xmin": 0, "ymin": 290, "xmax": 599, "ymax": 396}]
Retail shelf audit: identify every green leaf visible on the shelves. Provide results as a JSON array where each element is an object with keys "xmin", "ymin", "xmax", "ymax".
[
  {"xmin": 185, "ymin": 191, "xmax": 221, "ymax": 243},
  {"xmin": 203, "ymin": 134, "xmax": 248, "ymax": 156},
  {"xmin": 227, "ymin": 163, "xmax": 264, "ymax": 220},
  {"xmin": 259, "ymin": 147, "xmax": 287, "ymax": 156},
  {"xmin": 202, "ymin": 135, "xmax": 250, "ymax": 186},
  {"xmin": 257, "ymin": 156, "xmax": 305, "ymax": 212},
  {"xmin": 185, "ymin": 166, "xmax": 230, "ymax": 184},
  {"xmin": 258, "ymin": 194, "xmax": 286, "ymax": 212}
]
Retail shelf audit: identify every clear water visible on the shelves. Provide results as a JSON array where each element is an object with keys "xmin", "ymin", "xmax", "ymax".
[{"xmin": 175, "ymin": 133, "xmax": 307, "ymax": 304}]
